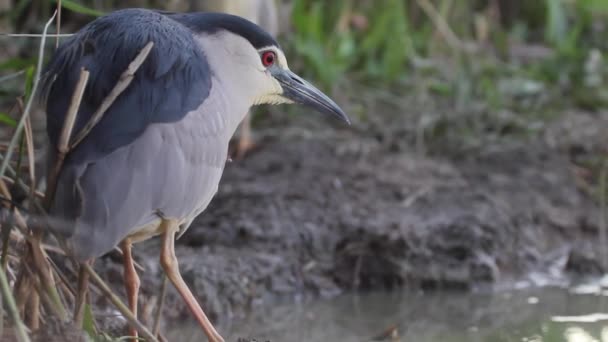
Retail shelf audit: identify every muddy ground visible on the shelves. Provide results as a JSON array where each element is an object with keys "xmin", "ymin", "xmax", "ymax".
[{"xmin": 88, "ymin": 106, "xmax": 608, "ymax": 333}]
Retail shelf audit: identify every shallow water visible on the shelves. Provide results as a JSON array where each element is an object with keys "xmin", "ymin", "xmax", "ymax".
[{"xmin": 167, "ymin": 284, "xmax": 608, "ymax": 342}]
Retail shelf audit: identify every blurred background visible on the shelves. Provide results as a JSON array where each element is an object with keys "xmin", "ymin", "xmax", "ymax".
[{"xmin": 1, "ymin": 1, "xmax": 608, "ymax": 341}]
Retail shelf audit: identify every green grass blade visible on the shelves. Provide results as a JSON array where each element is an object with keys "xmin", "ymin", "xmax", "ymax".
[
  {"xmin": 0, "ymin": 113, "xmax": 17, "ymax": 127},
  {"xmin": 52, "ymin": 0, "xmax": 105, "ymax": 17}
]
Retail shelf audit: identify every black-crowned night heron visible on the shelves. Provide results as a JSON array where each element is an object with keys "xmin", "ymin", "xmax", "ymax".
[{"xmin": 41, "ymin": 8, "xmax": 348, "ymax": 342}]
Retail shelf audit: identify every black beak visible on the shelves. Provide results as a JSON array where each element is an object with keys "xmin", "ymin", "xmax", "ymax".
[{"xmin": 273, "ymin": 69, "xmax": 350, "ymax": 124}]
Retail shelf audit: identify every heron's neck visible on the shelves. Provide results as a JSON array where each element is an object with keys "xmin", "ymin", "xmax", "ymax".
[
  {"xmin": 195, "ymin": 33, "xmax": 260, "ymax": 140},
  {"xmin": 210, "ymin": 76, "xmax": 251, "ymax": 141}
]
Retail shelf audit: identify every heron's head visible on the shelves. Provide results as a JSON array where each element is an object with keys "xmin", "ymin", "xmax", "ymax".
[{"xmin": 171, "ymin": 12, "xmax": 350, "ymax": 124}]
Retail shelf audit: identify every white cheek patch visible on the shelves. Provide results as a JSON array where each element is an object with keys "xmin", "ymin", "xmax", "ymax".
[
  {"xmin": 253, "ymin": 78, "xmax": 292, "ymax": 106},
  {"xmin": 276, "ymin": 51, "xmax": 289, "ymax": 69},
  {"xmin": 253, "ymin": 94, "xmax": 293, "ymax": 106}
]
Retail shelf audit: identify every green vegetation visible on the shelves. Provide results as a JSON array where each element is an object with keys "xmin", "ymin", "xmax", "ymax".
[
  {"xmin": 283, "ymin": 0, "xmax": 608, "ymax": 191},
  {"xmin": 3, "ymin": 0, "xmax": 608, "ymax": 117},
  {"xmin": 287, "ymin": 0, "xmax": 608, "ymax": 110}
]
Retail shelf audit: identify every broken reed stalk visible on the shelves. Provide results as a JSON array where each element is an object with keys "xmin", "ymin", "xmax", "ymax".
[
  {"xmin": 44, "ymin": 68, "xmax": 89, "ymax": 209},
  {"xmin": 27, "ymin": 233, "xmax": 68, "ymax": 321},
  {"xmin": 56, "ymin": 0, "xmax": 62, "ymax": 49},
  {"xmin": 599, "ymin": 160, "xmax": 607, "ymax": 269},
  {"xmin": 0, "ymin": 33, "xmax": 73, "ymax": 38},
  {"xmin": 0, "ymin": 179, "xmax": 13, "ymax": 270},
  {"xmin": 23, "ymin": 116, "xmax": 36, "ymax": 198},
  {"xmin": 72, "ymin": 262, "xmax": 89, "ymax": 326},
  {"xmin": 26, "ymin": 289, "xmax": 40, "ymax": 330},
  {"xmin": 83, "ymin": 264, "xmax": 158, "ymax": 342},
  {"xmin": 70, "ymin": 41, "xmax": 154, "ymax": 149},
  {"xmin": 153, "ymin": 276, "xmax": 168, "ymax": 336},
  {"xmin": 414, "ymin": 0, "xmax": 468, "ymax": 52},
  {"xmin": 0, "ymin": 262, "xmax": 30, "ymax": 342}
]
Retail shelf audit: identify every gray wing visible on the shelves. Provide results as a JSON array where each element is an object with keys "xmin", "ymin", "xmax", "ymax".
[
  {"xmin": 43, "ymin": 8, "xmax": 211, "ymax": 163},
  {"xmin": 42, "ymin": 9, "xmax": 213, "ymax": 255}
]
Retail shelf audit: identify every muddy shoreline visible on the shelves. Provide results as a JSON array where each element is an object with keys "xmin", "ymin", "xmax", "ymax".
[{"xmin": 88, "ymin": 108, "xmax": 608, "ymax": 336}]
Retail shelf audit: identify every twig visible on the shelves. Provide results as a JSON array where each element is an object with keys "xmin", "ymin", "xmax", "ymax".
[
  {"xmin": 0, "ymin": 174, "xmax": 29, "ymax": 341},
  {"xmin": 0, "ymin": 70, "xmax": 26, "ymax": 83},
  {"xmin": 73, "ymin": 262, "xmax": 90, "ymax": 327},
  {"xmin": 153, "ymin": 276, "xmax": 167, "ymax": 336},
  {"xmin": 0, "ymin": 10, "xmax": 57, "ymax": 183},
  {"xmin": 70, "ymin": 41, "xmax": 154, "ymax": 149},
  {"xmin": 22, "ymin": 264, "xmax": 60, "ymax": 325},
  {"xmin": 599, "ymin": 160, "xmax": 607, "ymax": 269},
  {"xmin": 84, "ymin": 264, "xmax": 158, "ymax": 342},
  {"xmin": 0, "ymin": 264, "xmax": 30, "ymax": 342},
  {"xmin": 29, "ymin": 234, "xmax": 68, "ymax": 320},
  {"xmin": 0, "ymin": 267, "xmax": 3, "ymax": 340},
  {"xmin": 0, "ymin": 33, "xmax": 73, "ymax": 38},
  {"xmin": 0, "ymin": 179, "xmax": 13, "ymax": 270},
  {"xmin": 23, "ymin": 115, "xmax": 36, "ymax": 198},
  {"xmin": 44, "ymin": 68, "xmax": 89, "ymax": 209},
  {"xmin": 415, "ymin": 0, "xmax": 469, "ymax": 52},
  {"xmin": 56, "ymin": 0, "xmax": 62, "ymax": 49},
  {"xmin": 59, "ymin": 68, "xmax": 89, "ymax": 154},
  {"xmin": 47, "ymin": 257, "xmax": 75, "ymax": 297},
  {"xmin": 26, "ymin": 289, "xmax": 40, "ymax": 330}
]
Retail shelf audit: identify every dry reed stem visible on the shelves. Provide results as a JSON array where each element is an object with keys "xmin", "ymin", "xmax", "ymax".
[
  {"xmin": 153, "ymin": 276, "xmax": 167, "ymax": 337},
  {"xmin": 0, "ymin": 178, "xmax": 13, "ymax": 270},
  {"xmin": 59, "ymin": 69, "xmax": 88, "ymax": 153},
  {"xmin": 0, "ymin": 33, "xmax": 73, "ymax": 38},
  {"xmin": 0, "ymin": 256, "xmax": 30, "ymax": 342},
  {"xmin": 23, "ymin": 116, "xmax": 35, "ymax": 197},
  {"xmin": 29, "ymin": 234, "xmax": 67, "ymax": 320},
  {"xmin": 0, "ymin": 70, "xmax": 25, "ymax": 83},
  {"xmin": 26, "ymin": 290, "xmax": 40, "ymax": 330},
  {"xmin": 44, "ymin": 68, "xmax": 89, "ymax": 209},
  {"xmin": 415, "ymin": 0, "xmax": 472, "ymax": 52},
  {"xmin": 47, "ymin": 257, "xmax": 75, "ymax": 297},
  {"xmin": 0, "ymin": 178, "xmax": 29, "ymax": 341},
  {"xmin": 70, "ymin": 41, "xmax": 154, "ymax": 149},
  {"xmin": 56, "ymin": 0, "xmax": 62, "ymax": 49},
  {"xmin": 73, "ymin": 262, "xmax": 89, "ymax": 327},
  {"xmin": 23, "ymin": 263, "xmax": 61, "ymax": 325}
]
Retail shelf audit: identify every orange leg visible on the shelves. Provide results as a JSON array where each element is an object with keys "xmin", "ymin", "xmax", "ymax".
[
  {"xmin": 121, "ymin": 239, "xmax": 140, "ymax": 341},
  {"xmin": 159, "ymin": 219, "xmax": 224, "ymax": 342}
]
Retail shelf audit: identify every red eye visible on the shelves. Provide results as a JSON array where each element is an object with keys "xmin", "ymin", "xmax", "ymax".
[{"xmin": 261, "ymin": 51, "xmax": 276, "ymax": 67}]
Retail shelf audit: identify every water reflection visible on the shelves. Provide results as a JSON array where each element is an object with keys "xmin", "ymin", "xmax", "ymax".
[{"xmin": 166, "ymin": 287, "xmax": 608, "ymax": 342}]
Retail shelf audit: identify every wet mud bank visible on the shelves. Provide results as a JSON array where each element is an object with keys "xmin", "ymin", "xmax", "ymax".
[{"xmin": 97, "ymin": 109, "xmax": 606, "ymax": 326}]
